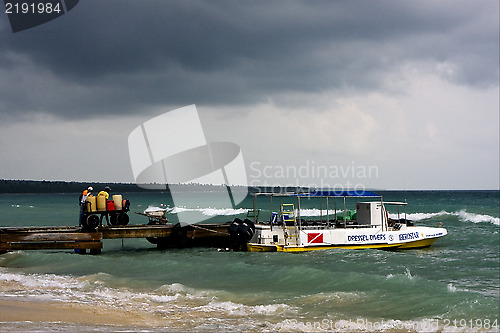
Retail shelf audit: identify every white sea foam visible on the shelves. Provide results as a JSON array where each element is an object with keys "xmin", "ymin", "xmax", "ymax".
[
  {"xmin": 165, "ymin": 206, "xmax": 248, "ymax": 216},
  {"xmin": 388, "ymin": 210, "xmax": 499, "ymax": 225},
  {"xmin": 405, "ymin": 267, "xmax": 415, "ymax": 280},
  {"xmin": 144, "ymin": 205, "xmax": 167, "ymax": 213},
  {"xmin": 9, "ymin": 204, "xmax": 37, "ymax": 208},
  {"xmin": 202, "ymin": 299, "xmax": 293, "ymax": 316},
  {"xmin": 455, "ymin": 210, "xmax": 499, "ymax": 225},
  {"xmin": 388, "ymin": 211, "xmax": 446, "ymax": 221},
  {"xmin": 385, "ymin": 269, "xmax": 416, "ymax": 281},
  {"xmin": 200, "ymin": 208, "xmax": 249, "ymax": 216},
  {"xmin": 0, "ymin": 269, "xmax": 293, "ymax": 327},
  {"xmin": 0, "ymin": 270, "xmax": 82, "ymax": 291}
]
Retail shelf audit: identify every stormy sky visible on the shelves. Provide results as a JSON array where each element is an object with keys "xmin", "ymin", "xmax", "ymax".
[{"xmin": 0, "ymin": 0, "xmax": 498, "ymax": 190}]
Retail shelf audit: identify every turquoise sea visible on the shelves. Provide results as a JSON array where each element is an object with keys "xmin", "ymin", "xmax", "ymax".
[{"xmin": 0, "ymin": 190, "xmax": 499, "ymax": 332}]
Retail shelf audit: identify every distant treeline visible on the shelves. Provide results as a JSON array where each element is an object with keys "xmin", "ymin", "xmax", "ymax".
[
  {"xmin": 0, "ymin": 179, "xmax": 307, "ymax": 194},
  {"xmin": 0, "ymin": 180, "xmax": 144, "ymax": 193}
]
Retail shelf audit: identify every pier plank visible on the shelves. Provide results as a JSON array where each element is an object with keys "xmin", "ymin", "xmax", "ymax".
[
  {"xmin": 0, "ymin": 226, "xmax": 81, "ymax": 233},
  {"xmin": 0, "ymin": 233, "xmax": 102, "ymax": 243},
  {"xmin": 0, "ymin": 241, "xmax": 102, "ymax": 251},
  {"xmin": 99, "ymin": 225, "xmax": 173, "ymax": 239}
]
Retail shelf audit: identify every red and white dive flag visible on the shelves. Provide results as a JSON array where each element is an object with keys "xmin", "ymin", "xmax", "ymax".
[{"xmin": 307, "ymin": 233, "xmax": 323, "ymax": 244}]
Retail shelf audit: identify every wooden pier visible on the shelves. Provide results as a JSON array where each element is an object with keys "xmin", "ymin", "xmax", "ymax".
[{"xmin": 0, "ymin": 223, "xmax": 232, "ymax": 254}]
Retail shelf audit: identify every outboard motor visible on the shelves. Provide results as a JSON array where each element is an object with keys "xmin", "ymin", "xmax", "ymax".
[{"xmin": 228, "ymin": 218, "xmax": 255, "ymax": 251}]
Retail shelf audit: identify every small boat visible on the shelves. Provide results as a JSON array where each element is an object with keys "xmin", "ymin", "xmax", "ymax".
[{"xmin": 245, "ymin": 190, "xmax": 447, "ymax": 252}]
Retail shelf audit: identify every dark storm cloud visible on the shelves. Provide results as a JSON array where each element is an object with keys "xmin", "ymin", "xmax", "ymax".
[{"xmin": 0, "ymin": 0, "xmax": 498, "ymax": 119}]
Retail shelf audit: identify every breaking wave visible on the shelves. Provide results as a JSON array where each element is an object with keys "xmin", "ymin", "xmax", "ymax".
[
  {"xmin": 144, "ymin": 206, "xmax": 167, "ymax": 213},
  {"xmin": 389, "ymin": 210, "xmax": 499, "ymax": 225},
  {"xmin": 169, "ymin": 207, "xmax": 249, "ymax": 216},
  {"xmin": 145, "ymin": 205, "xmax": 248, "ymax": 216},
  {"xmin": 0, "ymin": 269, "xmax": 295, "ymax": 331},
  {"xmin": 454, "ymin": 210, "xmax": 499, "ymax": 225}
]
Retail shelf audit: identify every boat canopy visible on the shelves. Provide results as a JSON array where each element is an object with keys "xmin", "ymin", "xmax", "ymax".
[
  {"xmin": 296, "ymin": 190, "xmax": 380, "ymax": 198},
  {"xmin": 382, "ymin": 201, "xmax": 408, "ymax": 205}
]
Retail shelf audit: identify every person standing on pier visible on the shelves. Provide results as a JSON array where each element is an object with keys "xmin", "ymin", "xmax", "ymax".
[
  {"xmin": 98, "ymin": 186, "xmax": 112, "ymax": 225},
  {"xmin": 78, "ymin": 186, "xmax": 93, "ymax": 226},
  {"xmin": 97, "ymin": 186, "xmax": 111, "ymax": 199}
]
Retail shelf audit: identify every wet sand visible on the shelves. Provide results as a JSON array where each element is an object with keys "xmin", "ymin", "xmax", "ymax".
[{"xmin": 0, "ymin": 298, "xmax": 159, "ymax": 328}]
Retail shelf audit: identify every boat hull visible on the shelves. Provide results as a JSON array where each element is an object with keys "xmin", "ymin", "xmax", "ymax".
[
  {"xmin": 246, "ymin": 244, "xmax": 278, "ymax": 252},
  {"xmin": 247, "ymin": 240, "xmax": 436, "ymax": 252},
  {"xmin": 277, "ymin": 243, "xmax": 403, "ymax": 252},
  {"xmin": 396, "ymin": 237, "xmax": 438, "ymax": 249}
]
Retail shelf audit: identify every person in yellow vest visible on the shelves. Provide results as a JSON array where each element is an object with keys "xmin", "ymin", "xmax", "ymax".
[
  {"xmin": 97, "ymin": 186, "xmax": 111, "ymax": 200},
  {"xmin": 98, "ymin": 186, "xmax": 111, "ymax": 225}
]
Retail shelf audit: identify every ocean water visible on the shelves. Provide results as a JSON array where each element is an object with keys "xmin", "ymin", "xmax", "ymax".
[{"xmin": 0, "ymin": 190, "xmax": 498, "ymax": 332}]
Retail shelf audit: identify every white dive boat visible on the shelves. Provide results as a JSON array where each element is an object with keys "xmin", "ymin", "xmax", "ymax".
[{"xmin": 245, "ymin": 190, "xmax": 447, "ymax": 252}]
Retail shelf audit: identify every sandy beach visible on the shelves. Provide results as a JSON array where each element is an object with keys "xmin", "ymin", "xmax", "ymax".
[{"xmin": 0, "ymin": 298, "xmax": 159, "ymax": 330}]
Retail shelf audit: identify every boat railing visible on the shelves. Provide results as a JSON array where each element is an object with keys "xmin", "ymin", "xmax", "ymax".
[
  {"xmin": 300, "ymin": 225, "xmax": 330, "ymax": 230},
  {"xmin": 298, "ymin": 223, "xmax": 381, "ymax": 230},
  {"xmin": 344, "ymin": 224, "xmax": 380, "ymax": 228}
]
